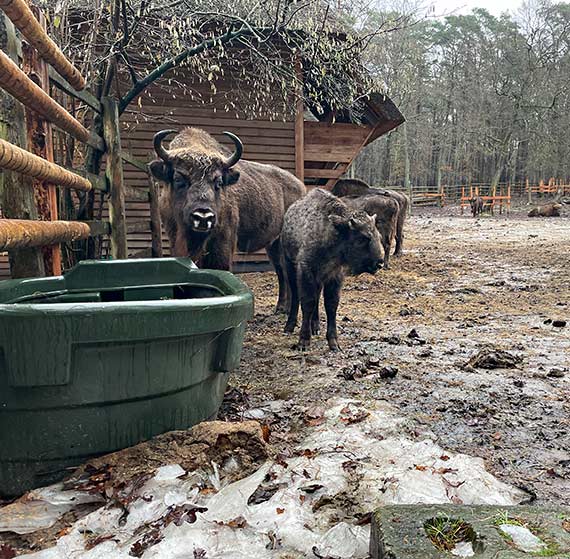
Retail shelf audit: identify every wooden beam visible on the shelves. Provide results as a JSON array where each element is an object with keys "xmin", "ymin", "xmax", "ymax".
[
  {"xmin": 0, "ymin": 0, "xmax": 86, "ymax": 90},
  {"xmin": 102, "ymin": 96, "xmax": 128, "ymax": 259},
  {"xmin": 120, "ymin": 150, "xmax": 148, "ymax": 172},
  {"xmin": 0, "ymin": 12, "xmax": 44, "ymax": 277},
  {"xmin": 0, "ymin": 219, "xmax": 106, "ymax": 250},
  {"xmin": 304, "ymin": 168, "xmax": 345, "ymax": 179},
  {"xmin": 126, "ymin": 220, "xmax": 151, "ymax": 234},
  {"xmin": 0, "ymin": 138, "xmax": 92, "ymax": 190},
  {"xmin": 0, "ymin": 49, "xmax": 93, "ymax": 145},
  {"xmin": 148, "ymin": 176, "xmax": 163, "ymax": 258},
  {"xmin": 48, "ymin": 67, "xmax": 101, "ymax": 113},
  {"xmin": 22, "ymin": 7, "xmax": 61, "ymax": 275},
  {"xmin": 294, "ymin": 59, "xmax": 304, "ymax": 182}
]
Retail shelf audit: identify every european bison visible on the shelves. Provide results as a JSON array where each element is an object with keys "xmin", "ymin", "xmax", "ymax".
[
  {"xmin": 528, "ymin": 203, "xmax": 562, "ymax": 217},
  {"xmin": 331, "ymin": 178, "xmax": 409, "ymax": 256},
  {"xmin": 148, "ymin": 127, "xmax": 306, "ymax": 312},
  {"xmin": 469, "ymin": 196, "xmax": 484, "ymax": 217},
  {"xmin": 281, "ymin": 188, "xmax": 383, "ymax": 351},
  {"xmin": 343, "ymin": 194, "xmax": 399, "ymax": 269}
]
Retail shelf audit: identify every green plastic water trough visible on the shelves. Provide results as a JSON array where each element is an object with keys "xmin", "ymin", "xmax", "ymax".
[{"xmin": 0, "ymin": 258, "xmax": 254, "ymax": 496}]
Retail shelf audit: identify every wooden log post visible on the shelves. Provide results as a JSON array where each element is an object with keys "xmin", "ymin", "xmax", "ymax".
[
  {"xmin": 102, "ymin": 96, "xmax": 127, "ymax": 259},
  {"xmin": 0, "ymin": 12, "xmax": 44, "ymax": 277},
  {"xmin": 23, "ymin": 6, "xmax": 60, "ymax": 274},
  {"xmin": 148, "ymin": 176, "xmax": 163, "ymax": 258},
  {"xmin": 527, "ymin": 178, "xmax": 531, "ymax": 204}
]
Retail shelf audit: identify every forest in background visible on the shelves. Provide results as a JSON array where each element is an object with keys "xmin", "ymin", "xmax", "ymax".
[{"xmin": 351, "ymin": 1, "xmax": 570, "ymax": 188}]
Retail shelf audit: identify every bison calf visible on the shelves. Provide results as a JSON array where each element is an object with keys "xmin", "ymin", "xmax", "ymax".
[
  {"xmin": 469, "ymin": 196, "xmax": 484, "ymax": 217},
  {"xmin": 281, "ymin": 189, "xmax": 383, "ymax": 351}
]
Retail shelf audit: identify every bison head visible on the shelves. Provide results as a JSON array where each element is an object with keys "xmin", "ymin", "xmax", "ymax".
[
  {"xmin": 149, "ymin": 129, "xmax": 242, "ymax": 235},
  {"xmin": 329, "ymin": 211, "xmax": 383, "ymax": 275}
]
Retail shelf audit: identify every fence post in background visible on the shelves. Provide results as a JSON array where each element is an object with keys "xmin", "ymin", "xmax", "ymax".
[
  {"xmin": 102, "ymin": 96, "xmax": 127, "ymax": 259},
  {"xmin": 0, "ymin": 12, "xmax": 44, "ymax": 277},
  {"xmin": 23, "ymin": 6, "xmax": 61, "ymax": 275}
]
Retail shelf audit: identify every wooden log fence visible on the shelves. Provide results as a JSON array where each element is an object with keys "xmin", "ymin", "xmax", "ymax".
[
  {"xmin": 0, "ymin": 4, "xmax": 144, "ymax": 275},
  {"xmin": 0, "ymin": 219, "xmax": 106, "ymax": 250},
  {"xmin": 0, "ymin": 138, "xmax": 91, "ymax": 190},
  {"xmin": 0, "ymin": 49, "xmax": 99, "ymax": 147},
  {"xmin": 0, "ymin": 0, "xmax": 85, "ymax": 91}
]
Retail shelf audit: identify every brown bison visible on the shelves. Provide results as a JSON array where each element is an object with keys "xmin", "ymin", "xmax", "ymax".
[
  {"xmin": 281, "ymin": 188, "xmax": 383, "ymax": 351},
  {"xmin": 148, "ymin": 127, "xmax": 306, "ymax": 312},
  {"xmin": 528, "ymin": 203, "xmax": 562, "ymax": 217},
  {"xmin": 469, "ymin": 196, "xmax": 484, "ymax": 217},
  {"xmin": 331, "ymin": 178, "xmax": 409, "ymax": 256},
  {"xmin": 343, "ymin": 194, "xmax": 399, "ymax": 269}
]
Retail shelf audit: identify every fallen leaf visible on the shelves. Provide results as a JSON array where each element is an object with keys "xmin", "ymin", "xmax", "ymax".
[
  {"xmin": 562, "ymin": 519, "xmax": 570, "ymax": 533},
  {"xmin": 440, "ymin": 455, "xmax": 450, "ymax": 461},
  {"xmin": 0, "ymin": 544, "xmax": 16, "ymax": 559},
  {"xmin": 276, "ymin": 507, "xmax": 285, "ymax": 514},
  {"xmin": 415, "ymin": 465, "xmax": 428, "ymax": 471},
  {"xmin": 261, "ymin": 424, "xmax": 271, "ymax": 442}
]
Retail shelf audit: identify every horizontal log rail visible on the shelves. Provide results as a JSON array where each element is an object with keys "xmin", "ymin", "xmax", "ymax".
[
  {"xmin": 0, "ymin": 138, "xmax": 92, "ymax": 191},
  {"xmin": 0, "ymin": 0, "xmax": 85, "ymax": 91},
  {"xmin": 0, "ymin": 219, "xmax": 108, "ymax": 251},
  {"xmin": 0, "ymin": 49, "xmax": 100, "ymax": 147}
]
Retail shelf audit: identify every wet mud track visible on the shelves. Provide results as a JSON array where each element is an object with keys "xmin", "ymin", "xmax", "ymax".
[{"xmin": 229, "ymin": 211, "xmax": 570, "ymax": 506}]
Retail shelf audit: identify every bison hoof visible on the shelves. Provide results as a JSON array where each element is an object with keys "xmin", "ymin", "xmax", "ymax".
[
  {"xmin": 295, "ymin": 338, "xmax": 311, "ymax": 351},
  {"xmin": 311, "ymin": 322, "xmax": 320, "ymax": 335},
  {"xmin": 284, "ymin": 323, "xmax": 296, "ymax": 334},
  {"xmin": 383, "ymin": 262, "xmax": 390, "ymax": 270},
  {"xmin": 327, "ymin": 338, "xmax": 340, "ymax": 352}
]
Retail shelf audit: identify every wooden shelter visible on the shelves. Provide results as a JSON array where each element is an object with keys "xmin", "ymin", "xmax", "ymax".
[
  {"xmin": 0, "ymin": 52, "xmax": 403, "ymax": 277},
  {"xmin": 115, "ymin": 73, "xmax": 403, "ymax": 268}
]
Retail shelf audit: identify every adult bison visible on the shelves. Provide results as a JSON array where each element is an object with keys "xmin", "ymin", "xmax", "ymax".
[
  {"xmin": 528, "ymin": 203, "xmax": 562, "ymax": 217},
  {"xmin": 331, "ymin": 178, "xmax": 409, "ymax": 256},
  {"xmin": 148, "ymin": 127, "xmax": 306, "ymax": 312}
]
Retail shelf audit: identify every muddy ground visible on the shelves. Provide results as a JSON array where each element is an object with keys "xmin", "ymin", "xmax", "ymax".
[{"xmin": 225, "ymin": 205, "xmax": 570, "ymax": 506}]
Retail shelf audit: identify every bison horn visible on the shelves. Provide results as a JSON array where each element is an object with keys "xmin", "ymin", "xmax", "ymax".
[
  {"xmin": 222, "ymin": 131, "xmax": 243, "ymax": 167},
  {"xmin": 153, "ymin": 130, "xmax": 177, "ymax": 161}
]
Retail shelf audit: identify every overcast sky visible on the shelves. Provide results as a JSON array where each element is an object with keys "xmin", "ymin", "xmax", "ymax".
[{"xmin": 431, "ymin": 0, "xmax": 522, "ymax": 17}]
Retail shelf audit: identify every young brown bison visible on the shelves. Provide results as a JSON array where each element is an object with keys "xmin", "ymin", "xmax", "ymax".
[
  {"xmin": 281, "ymin": 189, "xmax": 383, "ymax": 351},
  {"xmin": 469, "ymin": 196, "xmax": 484, "ymax": 217},
  {"xmin": 331, "ymin": 178, "xmax": 409, "ymax": 256},
  {"xmin": 148, "ymin": 127, "xmax": 306, "ymax": 312}
]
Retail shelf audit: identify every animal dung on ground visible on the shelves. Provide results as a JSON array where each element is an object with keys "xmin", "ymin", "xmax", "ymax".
[{"xmin": 466, "ymin": 348, "xmax": 522, "ymax": 370}]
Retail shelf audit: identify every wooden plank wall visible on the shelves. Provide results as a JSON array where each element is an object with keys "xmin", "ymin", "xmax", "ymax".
[{"xmin": 0, "ymin": 75, "xmax": 296, "ymax": 277}]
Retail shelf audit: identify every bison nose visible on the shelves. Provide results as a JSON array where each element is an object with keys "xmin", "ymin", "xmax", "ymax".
[
  {"xmin": 369, "ymin": 258, "xmax": 383, "ymax": 273},
  {"xmin": 190, "ymin": 209, "xmax": 216, "ymax": 232}
]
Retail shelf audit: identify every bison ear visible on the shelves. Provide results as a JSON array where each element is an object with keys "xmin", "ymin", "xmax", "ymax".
[
  {"xmin": 148, "ymin": 160, "xmax": 172, "ymax": 183},
  {"xmin": 329, "ymin": 214, "xmax": 350, "ymax": 230},
  {"xmin": 224, "ymin": 168, "xmax": 240, "ymax": 186}
]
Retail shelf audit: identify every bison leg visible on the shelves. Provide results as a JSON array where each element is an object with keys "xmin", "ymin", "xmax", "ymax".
[
  {"xmin": 382, "ymin": 233, "xmax": 392, "ymax": 269},
  {"xmin": 297, "ymin": 268, "xmax": 319, "ymax": 351},
  {"xmin": 311, "ymin": 286, "xmax": 322, "ymax": 335},
  {"xmin": 266, "ymin": 239, "xmax": 290, "ymax": 314},
  {"xmin": 324, "ymin": 276, "xmax": 343, "ymax": 351},
  {"xmin": 394, "ymin": 225, "xmax": 404, "ymax": 256},
  {"xmin": 284, "ymin": 258, "xmax": 299, "ymax": 334}
]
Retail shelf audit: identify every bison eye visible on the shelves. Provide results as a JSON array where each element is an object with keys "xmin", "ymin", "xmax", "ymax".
[{"xmin": 173, "ymin": 174, "xmax": 187, "ymax": 190}]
